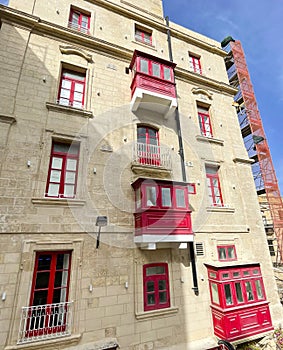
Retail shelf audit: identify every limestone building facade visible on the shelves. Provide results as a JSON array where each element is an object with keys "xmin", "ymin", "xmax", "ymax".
[{"xmin": 0, "ymin": 0, "xmax": 282, "ymax": 349}]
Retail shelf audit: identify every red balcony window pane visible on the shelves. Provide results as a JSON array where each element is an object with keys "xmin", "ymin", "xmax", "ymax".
[
  {"xmin": 45, "ymin": 141, "xmax": 80, "ymax": 198},
  {"xmin": 143, "ymin": 263, "xmax": 170, "ymax": 311}
]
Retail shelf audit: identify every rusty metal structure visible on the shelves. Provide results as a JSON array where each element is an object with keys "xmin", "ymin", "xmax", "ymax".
[{"xmin": 223, "ymin": 38, "xmax": 283, "ymax": 265}]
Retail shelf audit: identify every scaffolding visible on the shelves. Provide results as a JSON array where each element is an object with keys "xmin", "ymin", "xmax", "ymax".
[{"xmin": 225, "ymin": 39, "xmax": 283, "ymax": 265}]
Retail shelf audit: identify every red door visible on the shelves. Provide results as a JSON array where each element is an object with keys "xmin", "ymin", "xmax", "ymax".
[
  {"xmin": 137, "ymin": 126, "xmax": 160, "ymax": 166},
  {"xmin": 26, "ymin": 252, "xmax": 71, "ymax": 338}
]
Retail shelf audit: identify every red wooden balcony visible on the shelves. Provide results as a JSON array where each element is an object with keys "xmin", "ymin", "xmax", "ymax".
[
  {"xmin": 130, "ymin": 50, "xmax": 177, "ymax": 118},
  {"xmin": 132, "ymin": 178, "xmax": 193, "ymax": 248},
  {"xmin": 206, "ymin": 264, "xmax": 273, "ymax": 342}
]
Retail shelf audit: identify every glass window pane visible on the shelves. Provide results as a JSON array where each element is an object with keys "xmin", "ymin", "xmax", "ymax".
[
  {"xmin": 72, "ymin": 101, "xmax": 83, "ymax": 108},
  {"xmin": 164, "ymin": 67, "xmax": 171, "ymax": 81},
  {"xmin": 255, "ymin": 280, "xmax": 264, "ymax": 299},
  {"xmin": 147, "ymin": 294, "xmax": 155, "ymax": 305},
  {"xmin": 159, "ymin": 291, "xmax": 167, "ymax": 303},
  {"xmin": 158, "ymin": 280, "xmax": 166, "ymax": 290},
  {"xmin": 136, "ymin": 187, "xmax": 141, "ymax": 208},
  {"xmin": 235, "ymin": 282, "xmax": 244, "ymax": 302},
  {"xmin": 51, "ymin": 157, "xmax": 63, "ymax": 169},
  {"xmin": 211, "ymin": 283, "xmax": 219, "ymax": 304},
  {"xmin": 152, "ymin": 63, "xmax": 160, "ymax": 77},
  {"xmin": 74, "ymin": 82, "xmax": 84, "ymax": 93},
  {"xmin": 61, "ymin": 79, "xmax": 72, "ymax": 89},
  {"xmin": 233, "ymin": 272, "xmax": 240, "ymax": 277},
  {"xmin": 144, "ymin": 32, "xmax": 151, "ymax": 44},
  {"xmin": 33, "ymin": 290, "xmax": 48, "ymax": 306},
  {"xmin": 176, "ymin": 188, "xmax": 186, "ymax": 208},
  {"xmin": 140, "ymin": 59, "xmax": 149, "ymax": 74},
  {"xmin": 146, "ymin": 265, "xmax": 165, "ymax": 276},
  {"xmin": 64, "ymin": 184, "xmax": 74, "ymax": 197},
  {"xmin": 66, "ymin": 159, "xmax": 77, "ymax": 171},
  {"xmin": 50, "ymin": 170, "xmax": 61, "ymax": 183},
  {"xmin": 162, "ymin": 187, "xmax": 171, "ymax": 207},
  {"xmin": 222, "ymin": 273, "xmax": 229, "ymax": 279},
  {"xmin": 219, "ymin": 247, "xmax": 226, "ymax": 260},
  {"xmin": 224, "ymin": 284, "xmax": 233, "ymax": 305},
  {"xmin": 74, "ymin": 92, "xmax": 83, "ymax": 102},
  {"xmin": 47, "ymin": 183, "xmax": 59, "ymax": 197},
  {"xmin": 35, "ymin": 272, "xmax": 50, "ymax": 289},
  {"xmin": 146, "ymin": 281, "xmax": 154, "ymax": 292},
  {"xmin": 65, "ymin": 171, "xmax": 76, "ymax": 184},
  {"xmin": 245, "ymin": 281, "xmax": 254, "ymax": 301},
  {"xmin": 243, "ymin": 271, "xmax": 250, "ymax": 276},
  {"xmin": 146, "ymin": 186, "xmax": 156, "ymax": 206},
  {"xmin": 228, "ymin": 247, "xmax": 235, "ymax": 259},
  {"xmin": 54, "ymin": 271, "xmax": 63, "ymax": 288},
  {"xmin": 37, "ymin": 255, "xmax": 52, "ymax": 270}
]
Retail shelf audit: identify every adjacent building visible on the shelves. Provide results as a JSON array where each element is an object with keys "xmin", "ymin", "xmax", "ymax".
[{"xmin": 0, "ymin": 1, "xmax": 282, "ymax": 349}]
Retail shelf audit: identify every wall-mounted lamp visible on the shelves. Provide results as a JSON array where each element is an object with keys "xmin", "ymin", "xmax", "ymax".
[{"xmin": 96, "ymin": 216, "xmax": 108, "ymax": 249}]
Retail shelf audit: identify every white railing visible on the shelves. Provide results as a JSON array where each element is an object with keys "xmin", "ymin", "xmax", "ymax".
[
  {"xmin": 18, "ymin": 301, "xmax": 73, "ymax": 344},
  {"xmin": 133, "ymin": 142, "xmax": 172, "ymax": 169},
  {"xmin": 68, "ymin": 21, "xmax": 90, "ymax": 35}
]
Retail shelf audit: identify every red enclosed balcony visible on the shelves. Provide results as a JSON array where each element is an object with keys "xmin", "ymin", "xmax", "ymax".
[
  {"xmin": 206, "ymin": 264, "xmax": 273, "ymax": 342},
  {"xmin": 131, "ymin": 178, "xmax": 193, "ymax": 249},
  {"xmin": 130, "ymin": 50, "xmax": 177, "ymax": 118}
]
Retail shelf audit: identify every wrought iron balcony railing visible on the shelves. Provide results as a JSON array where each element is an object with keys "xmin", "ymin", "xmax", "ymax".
[
  {"xmin": 18, "ymin": 301, "xmax": 73, "ymax": 344},
  {"xmin": 133, "ymin": 142, "xmax": 172, "ymax": 169}
]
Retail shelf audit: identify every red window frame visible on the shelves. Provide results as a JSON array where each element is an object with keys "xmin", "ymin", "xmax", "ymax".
[
  {"xmin": 135, "ymin": 26, "xmax": 152, "ymax": 46},
  {"xmin": 137, "ymin": 126, "xmax": 160, "ymax": 166},
  {"xmin": 188, "ymin": 183, "xmax": 196, "ymax": 194},
  {"xmin": 198, "ymin": 111, "xmax": 213, "ymax": 137},
  {"xmin": 58, "ymin": 69, "xmax": 86, "ymax": 108},
  {"xmin": 206, "ymin": 167, "xmax": 224, "ymax": 207},
  {"xmin": 143, "ymin": 263, "xmax": 170, "ymax": 311},
  {"xmin": 68, "ymin": 8, "xmax": 90, "ymax": 34},
  {"xmin": 45, "ymin": 141, "xmax": 80, "ymax": 199},
  {"xmin": 137, "ymin": 57, "xmax": 173, "ymax": 82},
  {"xmin": 217, "ymin": 245, "xmax": 237, "ymax": 261},
  {"xmin": 208, "ymin": 265, "xmax": 267, "ymax": 309},
  {"xmin": 27, "ymin": 251, "xmax": 72, "ymax": 337},
  {"xmin": 189, "ymin": 54, "xmax": 202, "ymax": 74}
]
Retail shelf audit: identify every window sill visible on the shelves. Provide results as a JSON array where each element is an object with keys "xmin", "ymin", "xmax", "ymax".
[
  {"xmin": 5, "ymin": 333, "xmax": 81, "ymax": 350},
  {"xmin": 132, "ymin": 40, "xmax": 157, "ymax": 51},
  {"xmin": 196, "ymin": 135, "xmax": 224, "ymax": 145},
  {"xmin": 46, "ymin": 102, "xmax": 93, "ymax": 118},
  {"xmin": 206, "ymin": 206, "xmax": 235, "ymax": 213},
  {"xmin": 135, "ymin": 306, "xmax": 178, "ymax": 320},
  {"xmin": 32, "ymin": 198, "xmax": 86, "ymax": 207}
]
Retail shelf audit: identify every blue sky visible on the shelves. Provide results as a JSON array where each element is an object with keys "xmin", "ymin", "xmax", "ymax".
[
  {"xmin": 163, "ymin": 0, "xmax": 283, "ymax": 194},
  {"xmin": 1, "ymin": 0, "xmax": 282, "ymax": 193}
]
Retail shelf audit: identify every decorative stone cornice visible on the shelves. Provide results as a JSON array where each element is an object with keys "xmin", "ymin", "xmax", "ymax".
[
  {"xmin": 59, "ymin": 45, "xmax": 93, "ymax": 62},
  {"xmin": 192, "ymin": 87, "xmax": 213, "ymax": 100},
  {"xmin": 0, "ymin": 4, "xmax": 234, "ymax": 95},
  {"xmin": 176, "ymin": 67, "xmax": 237, "ymax": 96}
]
